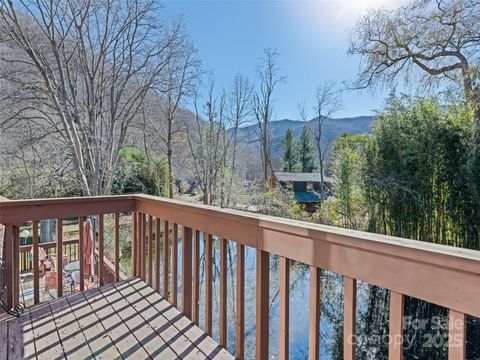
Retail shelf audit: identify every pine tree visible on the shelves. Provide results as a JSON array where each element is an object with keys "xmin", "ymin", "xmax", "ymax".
[
  {"xmin": 299, "ymin": 125, "xmax": 317, "ymax": 172},
  {"xmin": 281, "ymin": 128, "xmax": 298, "ymax": 172}
]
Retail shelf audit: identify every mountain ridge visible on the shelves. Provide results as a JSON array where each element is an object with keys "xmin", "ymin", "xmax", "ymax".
[{"xmin": 234, "ymin": 115, "xmax": 375, "ymax": 157}]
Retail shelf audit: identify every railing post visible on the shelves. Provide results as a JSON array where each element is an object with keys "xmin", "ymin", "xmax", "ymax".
[
  {"xmin": 193, "ymin": 230, "xmax": 200, "ymax": 325},
  {"xmin": 448, "ymin": 310, "xmax": 466, "ymax": 360},
  {"xmin": 172, "ymin": 224, "xmax": 178, "ymax": 307},
  {"xmin": 131, "ymin": 212, "xmax": 137, "ymax": 277},
  {"xmin": 79, "ymin": 217, "xmax": 85, "ymax": 292},
  {"xmin": 181, "ymin": 226, "xmax": 192, "ymax": 319},
  {"xmin": 279, "ymin": 257, "xmax": 290, "ymax": 360},
  {"xmin": 256, "ymin": 250, "xmax": 270, "ymax": 359},
  {"xmin": 148, "ymin": 215, "xmax": 153, "ymax": 287},
  {"xmin": 155, "ymin": 218, "xmax": 161, "ymax": 293},
  {"xmin": 32, "ymin": 221, "xmax": 39, "ymax": 304},
  {"xmin": 236, "ymin": 243, "xmax": 245, "ymax": 360},
  {"xmin": 388, "ymin": 291, "xmax": 404, "ymax": 360},
  {"xmin": 4, "ymin": 224, "xmax": 17, "ymax": 309},
  {"xmin": 114, "ymin": 213, "xmax": 120, "ymax": 282},
  {"xmin": 205, "ymin": 233, "xmax": 213, "ymax": 336},
  {"xmin": 98, "ymin": 214, "xmax": 104, "ymax": 286},
  {"xmin": 163, "ymin": 221, "xmax": 169, "ymax": 299},
  {"xmin": 220, "ymin": 238, "xmax": 228, "ymax": 347},
  {"xmin": 13, "ymin": 226, "xmax": 19, "ymax": 308},
  {"xmin": 140, "ymin": 213, "xmax": 146, "ymax": 281},
  {"xmin": 309, "ymin": 267, "xmax": 321, "ymax": 360},
  {"xmin": 344, "ymin": 277, "xmax": 357, "ymax": 360},
  {"xmin": 137, "ymin": 212, "xmax": 142, "ymax": 278},
  {"xmin": 56, "ymin": 219, "xmax": 63, "ymax": 297}
]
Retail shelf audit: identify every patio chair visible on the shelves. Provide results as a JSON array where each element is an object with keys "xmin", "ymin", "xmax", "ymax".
[
  {"xmin": 44, "ymin": 270, "xmax": 74, "ymax": 299},
  {"xmin": 71, "ymin": 270, "xmax": 98, "ymax": 292},
  {"xmin": 30, "ymin": 246, "xmax": 53, "ymax": 276},
  {"xmin": 49, "ymin": 254, "xmax": 69, "ymax": 272}
]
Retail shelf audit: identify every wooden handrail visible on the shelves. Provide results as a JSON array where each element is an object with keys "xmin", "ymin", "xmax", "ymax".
[
  {"xmin": 1, "ymin": 194, "xmax": 479, "ymax": 360},
  {"xmin": 134, "ymin": 194, "xmax": 480, "ymax": 317},
  {"xmin": 19, "ymin": 238, "xmax": 79, "ymax": 252},
  {"xmin": 0, "ymin": 195, "xmax": 135, "ymax": 223}
]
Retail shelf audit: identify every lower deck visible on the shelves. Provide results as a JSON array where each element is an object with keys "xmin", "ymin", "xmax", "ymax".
[{"xmin": 0, "ymin": 278, "xmax": 233, "ymax": 359}]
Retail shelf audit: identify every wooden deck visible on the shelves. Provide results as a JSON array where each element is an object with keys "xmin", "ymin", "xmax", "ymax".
[{"xmin": 0, "ymin": 278, "xmax": 233, "ymax": 360}]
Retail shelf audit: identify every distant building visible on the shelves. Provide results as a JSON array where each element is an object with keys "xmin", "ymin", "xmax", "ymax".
[{"xmin": 272, "ymin": 172, "xmax": 334, "ymax": 212}]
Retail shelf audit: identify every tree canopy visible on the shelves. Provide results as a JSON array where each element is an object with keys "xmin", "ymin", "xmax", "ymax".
[
  {"xmin": 281, "ymin": 128, "xmax": 298, "ymax": 172},
  {"xmin": 298, "ymin": 125, "xmax": 317, "ymax": 172},
  {"xmin": 349, "ymin": 0, "xmax": 480, "ymax": 124}
]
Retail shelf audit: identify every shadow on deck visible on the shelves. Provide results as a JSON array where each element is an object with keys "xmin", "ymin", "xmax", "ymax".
[{"xmin": 0, "ymin": 278, "xmax": 233, "ymax": 359}]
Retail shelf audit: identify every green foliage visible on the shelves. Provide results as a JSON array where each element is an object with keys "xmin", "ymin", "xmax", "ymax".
[
  {"xmin": 280, "ymin": 126, "xmax": 317, "ymax": 173},
  {"xmin": 112, "ymin": 147, "xmax": 168, "ymax": 196},
  {"xmin": 281, "ymin": 128, "xmax": 298, "ymax": 172},
  {"xmin": 329, "ymin": 133, "xmax": 369, "ymax": 229},
  {"xmin": 257, "ymin": 186, "xmax": 308, "ymax": 220},
  {"xmin": 319, "ymin": 96, "xmax": 480, "ymax": 249},
  {"xmin": 365, "ymin": 96, "xmax": 480, "ymax": 249},
  {"xmin": 298, "ymin": 125, "xmax": 317, "ymax": 172}
]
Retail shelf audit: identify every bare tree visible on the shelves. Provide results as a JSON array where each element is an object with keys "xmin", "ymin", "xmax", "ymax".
[
  {"xmin": 349, "ymin": 0, "xmax": 480, "ymax": 125},
  {"xmin": 0, "ymin": 0, "xmax": 181, "ymax": 195},
  {"xmin": 187, "ymin": 82, "xmax": 227, "ymax": 205},
  {"xmin": 305, "ymin": 82, "xmax": 342, "ymax": 184},
  {"xmin": 0, "ymin": 119, "xmax": 78, "ymax": 198},
  {"xmin": 225, "ymin": 74, "xmax": 253, "ymax": 206},
  {"xmin": 253, "ymin": 48, "xmax": 286, "ymax": 184},
  {"xmin": 147, "ymin": 30, "xmax": 202, "ymax": 198}
]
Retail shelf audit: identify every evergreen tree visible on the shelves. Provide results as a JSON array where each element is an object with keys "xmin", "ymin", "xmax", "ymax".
[
  {"xmin": 298, "ymin": 125, "xmax": 317, "ymax": 172},
  {"xmin": 281, "ymin": 128, "xmax": 298, "ymax": 172}
]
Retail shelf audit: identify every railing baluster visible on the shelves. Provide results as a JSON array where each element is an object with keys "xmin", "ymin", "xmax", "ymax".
[
  {"xmin": 256, "ymin": 250, "xmax": 270, "ymax": 359},
  {"xmin": 13, "ymin": 226, "xmax": 19, "ymax": 306},
  {"xmin": 148, "ymin": 215, "xmax": 153, "ymax": 287},
  {"xmin": 236, "ymin": 243, "xmax": 245, "ymax": 360},
  {"xmin": 56, "ymin": 219, "xmax": 63, "ymax": 297},
  {"xmin": 5, "ymin": 224, "xmax": 18, "ymax": 309},
  {"xmin": 309, "ymin": 267, "xmax": 321, "ymax": 360},
  {"xmin": 182, "ymin": 226, "xmax": 193, "ymax": 319},
  {"xmin": 131, "ymin": 212, "xmax": 137, "ymax": 277},
  {"xmin": 138, "ymin": 213, "xmax": 142, "ymax": 279},
  {"xmin": 137, "ymin": 212, "xmax": 142, "ymax": 278},
  {"xmin": 98, "ymin": 214, "xmax": 104, "ymax": 286},
  {"xmin": 155, "ymin": 218, "xmax": 161, "ymax": 293},
  {"xmin": 172, "ymin": 223, "xmax": 178, "ymax": 307},
  {"xmin": 32, "ymin": 221, "xmax": 39, "ymax": 304},
  {"xmin": 448, "ymin": 310, "xmax": 466, "ymax": 360},
  {"xmin": 220, "ymin": 238, "xmax": 228, "ymax": 347},
  {"xmin": 79, "ymin": 217, "xmax": 85, "ymax": 292},
  {"xmin": 388, "ymin": 291, "xmax": 404, "ymax": 360},
  {"xmin": 163, "ymin": 221, "xmax": 169, "ymax": 299},
  {"xmin": 141, "ymin": 213, "xmax": 146, "ymax": 281},
  {"xmin": 344, "ymin": 277, "xmax": 357, "ymax": 360},
  {"xmin": 280, "ymin": 257, "xmax": 290, "ymax": 360},
  {"xmin": 193, "ymin": 230, "xmax": 200, "ymax": 325},
  {"xmin": 114, "ymin": 213, "xmax": 120, "ymax": 283},
  {"xmin": 205, "ymin": 233, "xmax": 213, "ymax": 336}
]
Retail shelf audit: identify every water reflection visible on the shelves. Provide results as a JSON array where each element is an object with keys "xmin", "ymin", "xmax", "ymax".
[{"xmin": 171, "ymin": 231, "xmax": 480, "ymax": 360}]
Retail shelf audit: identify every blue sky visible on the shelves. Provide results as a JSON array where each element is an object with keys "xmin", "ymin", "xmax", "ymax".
[{"xmin": 163, "ymin": 0, "xmax": 405, "ymax": 119}]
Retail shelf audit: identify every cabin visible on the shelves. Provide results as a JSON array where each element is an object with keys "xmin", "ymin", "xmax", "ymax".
[{"xmin": 272, "ymin": 172, "xmax": 334, "ymax": 212}]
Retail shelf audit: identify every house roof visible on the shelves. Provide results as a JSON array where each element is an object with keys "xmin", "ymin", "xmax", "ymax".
[
  {"xmin": 294, "ymin": 192, "xmax": 321, "ymax": 203},
  {"xmin": 275, "ymin": 172, "xmax": 333, "ymax": 183}
]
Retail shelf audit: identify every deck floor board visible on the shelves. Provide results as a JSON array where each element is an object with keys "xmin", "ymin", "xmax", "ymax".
[{"xmin": 0, "ymin": 278, "xmax": 233, "ymax": 360}]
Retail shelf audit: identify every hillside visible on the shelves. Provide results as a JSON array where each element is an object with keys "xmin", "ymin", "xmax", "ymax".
[{"xmin": 234, "ymin": 115, "xmax": 375, "ymax": 157}]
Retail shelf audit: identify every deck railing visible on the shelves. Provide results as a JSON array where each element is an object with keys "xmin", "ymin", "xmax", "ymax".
[
  {"xmin": 0, "ymin": 194, "xmax": 479, "ymax": 360},
  {"xmin": 19, "ymin": 238, "xmax": 79, "ymax": 273}
]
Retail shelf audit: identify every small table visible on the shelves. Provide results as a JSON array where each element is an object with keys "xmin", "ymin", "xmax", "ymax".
[{"xmin": 64, "ymin": 261, "xmax": 80, "ymax": 272}]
